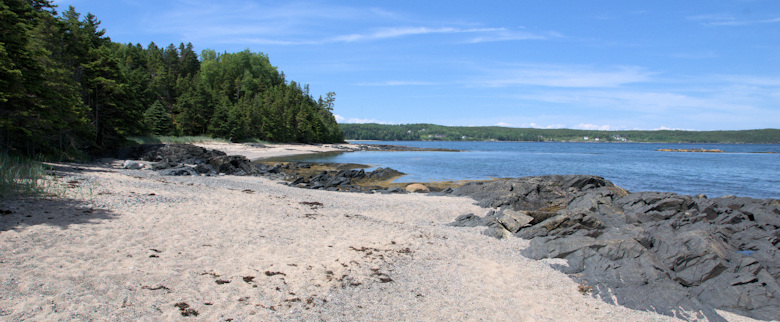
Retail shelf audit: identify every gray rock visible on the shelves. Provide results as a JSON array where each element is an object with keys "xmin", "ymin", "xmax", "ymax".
[
  {"xmin": 207, "ymin": 155, "xmax": 256, "ymax": 175},
  {"xmin": 122, "ymin": 160, "xmax": 144, "ymax": 169},
  {"xmin": 483, "ymin": 225, "xmax": 511, "ymax": 239},
  {"xmin": 158, "ymin": 167, "xmax": 198, "ymax": 176},
  {"xmin": 449, "ymin": 174, "xmax": 780, "ymax": 320},
  {"xmin": 494, "ymin": 209, "xmax": 534, "ymax": 233},
  {"xmin": 448, "ymin": 213, "xmax": 486, "ymax": 227}
]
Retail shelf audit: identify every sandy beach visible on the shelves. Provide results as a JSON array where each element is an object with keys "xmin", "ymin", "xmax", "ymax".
[{"xmin": 0, "ymin": 143, "xmax": 754, "ymax": 320}]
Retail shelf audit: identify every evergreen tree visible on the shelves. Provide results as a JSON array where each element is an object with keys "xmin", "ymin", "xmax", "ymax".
[
  {"xmin": 2, "ymin": 2, "xmax": 345, "ymax": 158},
  {"xmin": 143, "ymin": 100, "xmax": 174, "ymax": 136}
]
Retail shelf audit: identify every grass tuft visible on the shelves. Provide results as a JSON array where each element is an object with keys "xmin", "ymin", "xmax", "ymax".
[{"xmin": 0, "ymin": 153, "xmax": 54, "ymax": 197}]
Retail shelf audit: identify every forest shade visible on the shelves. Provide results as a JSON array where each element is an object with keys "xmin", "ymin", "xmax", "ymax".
[{"xmin": 0, "ymin": 0, "xmax": 344, "ymax": 158}]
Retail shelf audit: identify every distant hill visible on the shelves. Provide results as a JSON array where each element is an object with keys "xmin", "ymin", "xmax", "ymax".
[{"xmin": 340, "ymin": 123, "xmax": 780, "ymax": 144}]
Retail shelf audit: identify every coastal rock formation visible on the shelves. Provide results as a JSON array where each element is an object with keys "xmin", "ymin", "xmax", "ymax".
[
  {"xmin": 117, "ymin": 144, "xmax": 412, "ymax": 193},
  {"xmin": 285, "ymin": 166, "xmax": 406, "ymax": 192},
  {"xmin": 448, "ymin": 175, "xmax": 780, "ymax": 321},
  {"xmin": 117, "ymin": 144, "xmax": 255, "ymax": 176}
]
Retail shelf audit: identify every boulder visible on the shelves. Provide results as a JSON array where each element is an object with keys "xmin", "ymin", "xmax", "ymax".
[
  {"xmin": 122, "ymin": 160, "xmax": 144, "ymax": 169},
  {"xmin": 207, "ymin": 155, "xmax": 256, "ymax": 176},
  {"xmin": 405, "ymin": 183, "xmax": 430, "ymax": 193}
]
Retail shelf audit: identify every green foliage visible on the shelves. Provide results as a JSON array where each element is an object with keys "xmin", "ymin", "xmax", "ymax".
[
  {"xmin": 0, "ymin": 2, "xmax": 344, "ymax": 158},
  {"xmin": 341, "ymin": 124, "xmax": 780, "ymax": 144},
  {"xmin": 143, "ymin": 100, "xmax": 175, "ymax": 135},
  {"xmin": 0, "ymin": 153, "xmax": 52, "ymax": 197}
]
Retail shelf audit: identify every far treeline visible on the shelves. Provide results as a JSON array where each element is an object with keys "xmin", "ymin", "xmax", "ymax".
[
  {"xmin": 340, "ymin": 124, "xmax": 780, "ymax": 144},
  {"xmin": 1, "ymin": 1, "xmax": 343, "ymax": 158}
]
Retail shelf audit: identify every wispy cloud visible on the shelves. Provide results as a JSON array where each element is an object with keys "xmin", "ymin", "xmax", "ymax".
[
  {"xmin": 687, "ymin": 14, "xmax": 780, "ymax": 26},
  {"xmin": 472, "ymin": 64, "xmax": 654, "ymax": 88},
  {"xmin": 342, "ymin": 117, "xmax": 393, "ymax": 124},
  {"xmin": 573, "ymin": 123, "xmax": 614, "ymax": 131},
  {"xmin": 335, "ymin": 115, "xmax": 391, "ymax": 124},
  {"xmin": 668, "ymin": 51, "xmax": 718, "ymax": 60},
  {"xmin": 354, "ymin": 80, "xmax": 437, "ymax": 86},
  {"xmin": 142, "ymin": 1, "xmax": 558, "ymax": 47},
  {"xmin": 529, "ymin": 122, "xmax": 566, "ymax": 129},
  {"xmin": 333, "ymin": 26, "xmax": 505, "ymax": 42},
  {"xmin": 512, "ymin": 89, "xmax": 752, "ymax": 114},
  {"xmin": 466, "ymin": 30, "xmax": 560, "ymax": 43}
]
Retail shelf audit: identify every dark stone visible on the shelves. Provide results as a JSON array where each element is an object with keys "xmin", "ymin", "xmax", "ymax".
[
  {"xmin": 158, "ymin": 167, "xmax": 198, "ymax": 176},
  {"xmin": 119, "ymin": 144, "xmax": 226, "ymax": 164},
  {"xmin": 207, "ymin": 155, "xmax": 256, "ymax": 176},
  {"xmin": 450, "ymin": 175, "xmax": 615, "ymax": 210},
  {"xmin": 449, "ymin": 174, "xmax": 780, "ymax": 320},
  {"xmin": 368, "ymin": 167, "xmax": 405, "ymax": 181},
  {"xmin": 448, "ymin": 213, "xmax": 485, "ymax": 227},
  {"xmin": 194, "ymin": 163, "xmax": 215, "ymax": 174}
]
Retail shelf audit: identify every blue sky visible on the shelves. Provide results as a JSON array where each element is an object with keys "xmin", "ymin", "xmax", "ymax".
[{"xmin": 52, "ymin": 0, "xmax": 779, "ymax": 130}]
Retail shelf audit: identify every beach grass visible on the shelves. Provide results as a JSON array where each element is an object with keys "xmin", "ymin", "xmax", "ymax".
[{"xmin": 0, "ymin": 153, "xmax": 54, "ymax": 197}]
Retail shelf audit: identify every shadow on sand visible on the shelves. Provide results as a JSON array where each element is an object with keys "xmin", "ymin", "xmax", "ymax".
[{"xmin": 1, "ymin": 162, "xmax": 119, "ymax": 232}]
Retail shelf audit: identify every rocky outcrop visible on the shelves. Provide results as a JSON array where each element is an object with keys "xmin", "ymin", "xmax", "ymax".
[
  {"xmin": 286, "ymin": 166, "xmax": 406, "ymax": 193},
  {"xmin": 448, "ymin": 175, "xmax": 780, "ymax": 321},
  {"xmin": 118, "ymin": 144, "xmax": 256, "ymax": 176}
]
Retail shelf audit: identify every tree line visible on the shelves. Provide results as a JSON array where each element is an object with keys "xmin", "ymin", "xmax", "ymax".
[
  {"xmin": 341, "ymin": 124, "xmax": 780, "ymax": 144},
  {"xmin": 1, "ymin": 1, "xmax": 343, "ymax": 158}
]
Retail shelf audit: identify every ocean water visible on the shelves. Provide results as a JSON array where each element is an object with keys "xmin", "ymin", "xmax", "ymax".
[{"xmin": 281, "ymin": 141, "xmax": 780, "ymax": 199}]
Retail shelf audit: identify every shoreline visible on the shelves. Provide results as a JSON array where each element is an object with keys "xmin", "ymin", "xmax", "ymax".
[
  {"xmin": 350, "ymin": 139, "xmax": 780, "ymax": 144},
  {"xmin": 1, "ymin": 142, "xmax": 771, "ymax": 320},
  {"xmin": 0, "ymin": 150, "xmax": 692, "ymax": 321}
]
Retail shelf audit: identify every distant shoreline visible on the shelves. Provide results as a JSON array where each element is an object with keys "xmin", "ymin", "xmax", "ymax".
[
  {"xmin": 340, "ymin": 123, "xmax": 780, "ymax": 144},
  {"xmin": 348, "ymin": 139, "xmax": 780, "ymax": 145}
]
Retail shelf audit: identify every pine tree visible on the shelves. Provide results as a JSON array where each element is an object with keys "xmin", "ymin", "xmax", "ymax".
[{"xmin": 143, "ymin": 100, "xmax": 174, "ymax": 136}]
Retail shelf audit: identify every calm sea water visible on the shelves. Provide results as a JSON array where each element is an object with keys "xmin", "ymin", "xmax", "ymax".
[{"xmin": 281, "ymin": 141, "xmax": 780, "ymax": 199}]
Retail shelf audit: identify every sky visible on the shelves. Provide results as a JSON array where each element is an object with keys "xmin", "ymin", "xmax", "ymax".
[{"xmin": 51, "ymin": 0, "xmax": 780, "ymax": 131}]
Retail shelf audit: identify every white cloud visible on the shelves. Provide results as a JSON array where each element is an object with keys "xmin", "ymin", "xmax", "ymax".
[
  {"xmin": 496, "ymin": 122, "xmax": 567, "ymax": 129},
  {"xmin": 529, "ymin": 123, "xmax": 566, "ymax": 129},
  {"xmin": 354, "ymin": 80, "xmax": 437, "ymax": 86},
  {"xmin": 467, "ymin": 30, "xmax": 561, "ymax": 43},
  {"xmin": 687, "ymin": 14, "xmax": 780, "ymax": 26},
  {"xmin": 512, "ymin": 89, "xmax": 752, "ymax": 114},
  {"xmin": 334, "ymin": 114, "xmax": 345, "ymax": 122},
  {"xmin": 472, "ymin": 64, "xmax": 654, "ymax": 88},
  {"xmin": 344, "ymin": 118, "xmax": 393, "ymax": 124},
  {"xmin": 332, "ymin": 26, "xmax": 529, "ymax": 43},
  {"xmin": 653, "ymin": 126, "xmax": 693, "ymax": 131},
  {"xmin": 573, "ymin": 123, "xmax": 613, "ymax": 131},
  {"xmin": 142, "ymin": 1, "xmax": 557, "ymax": 47}
]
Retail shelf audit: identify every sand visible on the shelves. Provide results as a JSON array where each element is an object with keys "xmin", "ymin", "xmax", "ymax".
[
  {"xmin": 0, "ymin": 143, "xmax": 755, "ymax": 321},
  {"xmin": 193, "ymin": 142, "xmax": 351, "ymax": 161}
]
